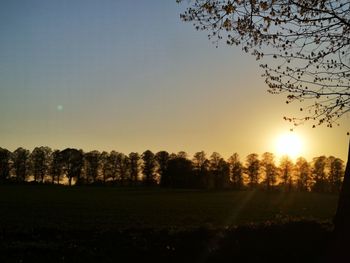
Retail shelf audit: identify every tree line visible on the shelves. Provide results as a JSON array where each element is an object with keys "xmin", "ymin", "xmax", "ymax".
[{"xmin": 0, "ymin": 147, "xmax": 344, "ymax": 192}]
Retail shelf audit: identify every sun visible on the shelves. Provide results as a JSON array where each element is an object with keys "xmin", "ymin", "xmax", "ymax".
[{"xmin": 275, "ymin": 133, "xmax": 303, "ymax": 159}]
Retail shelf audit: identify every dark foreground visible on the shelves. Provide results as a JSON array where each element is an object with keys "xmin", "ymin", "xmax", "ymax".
[
  {"xmin": 0, "ymin": 221, "xmax": 333, "ymax": 263},
  {"xmin": 0, "ymin": 185, "xmax": 339, "ymax": 262}
]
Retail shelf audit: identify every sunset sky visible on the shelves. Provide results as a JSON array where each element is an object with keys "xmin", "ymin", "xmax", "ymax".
[{"xmin": 1, "ymin": 0, "xmax": 349, "ymax": 161}]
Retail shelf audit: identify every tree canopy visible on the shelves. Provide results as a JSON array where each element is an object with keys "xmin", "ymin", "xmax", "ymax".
[{"xmin": 177, "ymin": 0, "xmax": 350, "ymax": 128}]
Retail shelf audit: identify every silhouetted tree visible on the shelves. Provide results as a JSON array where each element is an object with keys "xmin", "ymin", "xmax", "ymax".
[
  {"xmin": 295, "ymin": 157, "xmax": 311, "ymax": 191},
  {"xmin": 156, "ymin": 151, "xmax": 170, "ymax": 186},
  {"xmin": 129, "ymin": 152, "xmax": 141, "ymax": 183},
  {"xmin": 169, "ymin": 153, "xmax": 178, "ymax": 160},
  {"xmin": 228, "ymin": 153, "xmax": 243, "ymax": 189},
  {"xmin": 165, "ymin": 156, "xmax": 194, "ymax": 188},
  {"xmin": 216, "ymin": 158, "xmax": 230, "ymax": 189},
  {"xmin": 108, "ymin": 151, "xmax": 119, "ymax": 182},
  {"xmin": 177, "ymin": 151, "xmax": 188, "ymax": 159},
  {"xmin": 245, "ymin": 153, "xmax": 260, "ymax": 188},
  {"xmin": 84, "ymin": 150, "xmax": 101, "ymax": 184},
  {"xmin": 12, "ymin": 147, "xmax": 30, "ymax": 182},
  {"xmin": 328, "ymin": 156, "xmax": 344, "ymax": 193},
  {"xmin": 100, "ymin": 151, "xmax": 110, "ymax": 183},
  {"xmin": 279, "ymin": 156, "xmax": 294, "ymax": 191},
  {"xmin": 60, "ymin": 148, "xmax": 84, "ymax": 186},
  {"xmin": 116, "ymin": 153, "xmax": 130, "ymax": 184},
  {"xmin": 30, "ymin": 146, "xmax": 52, "ymax": 183},
  {"xmin": 0, "ymin": 148, "xmax": 11, "ymax": 182},
  {"xmin": 3, "ymin": 144, "xmax": 347, "ymax": 194},
  {"xmin": 261, "ymin": 152, "xmax": 278, "ymax": 190},
  {"xmin": 142, "ymin": 150, "xmax": 156, "ymax": 185},
  {"xmin": 193, "ymin": 151, "xmax": 210, "ymax": 188},
  {"xmin": 207, "ymin": 153, "xmax": 230, "ymax": 189},
  {"xmin": 208, "ymin": 152, "xmax": 223, "ymax": 188},
  {"xmin": 312, "ymin": 156, "xmax": 328, "ymax": 192},
  {"xmin": 50, "ymin": 150, "xmax": 62, "ymax": 184}
]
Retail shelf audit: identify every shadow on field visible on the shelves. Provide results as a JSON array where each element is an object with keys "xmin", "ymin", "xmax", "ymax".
[{"xmin": 0, "ymin": 220, "xmax": 333, "ymax": 263}]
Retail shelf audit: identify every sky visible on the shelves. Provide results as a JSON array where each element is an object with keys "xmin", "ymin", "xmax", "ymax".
[{"xmin": 0, "ymin": 0, "xmax": 349, "ymax": 161}]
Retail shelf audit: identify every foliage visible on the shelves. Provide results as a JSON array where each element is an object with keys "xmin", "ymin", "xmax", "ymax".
[
  {"xmin": 100, "ymin": 151, "xmax": 110, "ymax": 183},
  {"xmin": 156, "ymin": 151, "xmax": 170, "ymax": 186},
  {"xmin": 50, "ymin": 150, "xmax": 63, "ymax": 184},
  {"xmin": 142, "ymin": 150, "xmax": 157, "ymax": 185},
  {"xmin": 228, "ymin": 153, "xmax": 244, "ymax": 189},
  {"xmin": 245, "ymin": 153, "xmax": 260, "ymax": 187},
  {"xmin": 129, "ymin": 152, "xmax": 141, "ymax": 183},
  {"xmin": 12, "ymin": 147, "xmax": 30, "ymax": 182},
  {"xmin": 116, "ymin": 152, "xmax": 130, "ymax": 183},
  {"xmin": 193, "ymin": 151, "xmax": 210, "ymax": 188},
  {"xmin": 295, "ymin": 157, "xmax": 312, "ymax": 191},
  {"xmin": 312, "ymin": 156, "xmax": 328, "ymax": 192},
  {"xmin": 0, "ymin": 147, "xmax": 345, "ymax": 192},
  {"xmin": 164, "ymin": 156, "xmax": 195, "ymax": 188},
  {"xmin": 108, "ymin": 151, "xmax": 120, "ymax": 182},
  {"xmin": 210, "ymin": 152, "xmax": 230, "ymax": 188},
  {"xmin": 60, "ymin": 148, "xmax": 84, "ymax": 186},
  {"xmin": 279, "ymin": 155, "xmax": 294, "ymax": 190},
  {"xmin": 0, "ymin": 148, "xmax": 11, "ymax": 182},
  {"xmin": 177, "ymin": 0, "xmax": 350, "ymax": 128},
  {"xmin": 328, "ymin": 156, "xmax": 344, "ymax": 192},
  {"xmin": 84, "ymin": 150, "xmax": 101, "ymax": 183},
  {"xmin": 261, "ymin": 152, "xmax": 278, "ymax": 190},
  {"xmin": 30, "ymin": 146, "xmax": 52, "ymax": 183}
]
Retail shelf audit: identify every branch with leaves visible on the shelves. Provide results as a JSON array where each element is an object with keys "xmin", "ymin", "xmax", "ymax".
[{"xmin": 177, "ymin": 0, "xmax": 350, "ymax": 128}]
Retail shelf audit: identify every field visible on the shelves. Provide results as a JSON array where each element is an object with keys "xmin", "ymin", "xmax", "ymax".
[
  {"xmin": 0, "ymin": 185, "xmax": 338, "ymax": 229},
  {"xmin": 0, "ymin": 185, "xmax": 339, "ymax": 262}
]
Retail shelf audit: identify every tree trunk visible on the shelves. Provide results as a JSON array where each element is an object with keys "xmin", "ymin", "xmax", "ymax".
[{"xmin": 333, "ymin": 139, "xmax": 350, "ymax": 258}]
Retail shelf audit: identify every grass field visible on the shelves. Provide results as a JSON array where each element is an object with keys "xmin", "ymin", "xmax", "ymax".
[
  {"xmin": 0, "ymin": 185, "xmax": 338, "ymax": 230},
  {"xmin": 0, "ymin": 185, "xmax": 338, "ymax": 262}
]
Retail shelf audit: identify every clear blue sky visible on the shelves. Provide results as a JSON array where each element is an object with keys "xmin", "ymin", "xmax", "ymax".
[{"xmin": 0, "ymin": 0, "xmax": 349, "ymax": 160}]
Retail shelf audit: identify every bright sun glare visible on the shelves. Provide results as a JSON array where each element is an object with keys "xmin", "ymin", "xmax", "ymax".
[{"xmin": 275, "ymin": 133, "xmax": 303, "ymax": 159}]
